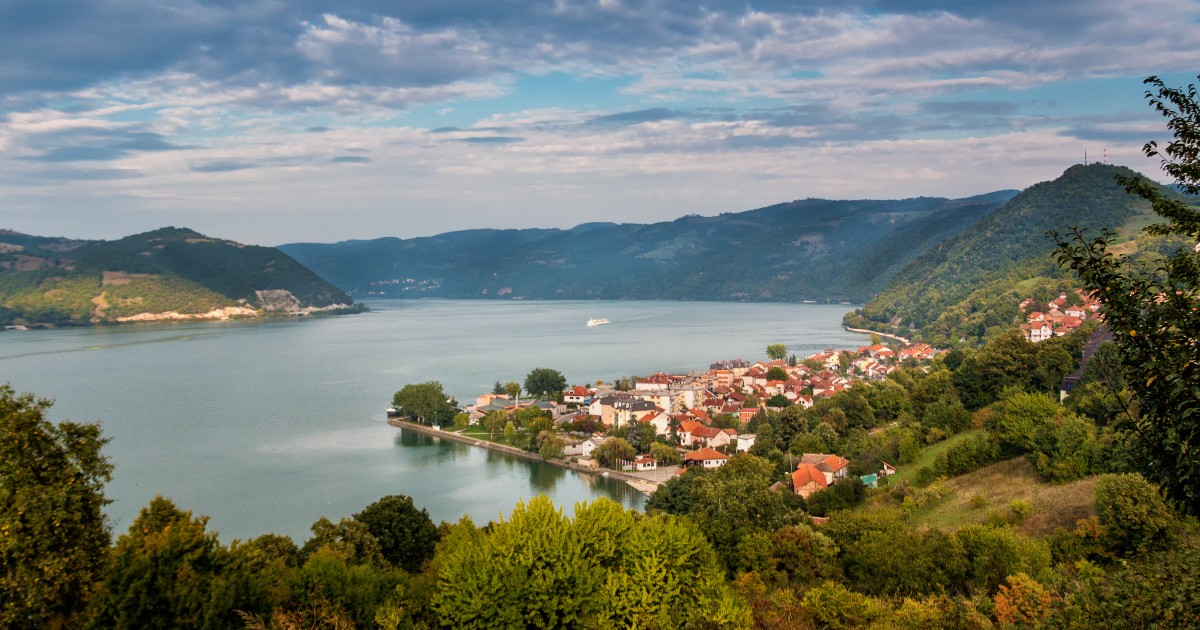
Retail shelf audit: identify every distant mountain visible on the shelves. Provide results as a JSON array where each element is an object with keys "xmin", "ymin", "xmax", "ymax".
[
  {"xmin": 0, "ymin": 227, "xmax": 359, "ymax": 327},
  {"xmin": 281, "ymin": 191, "xmax": 1017, "ymax": 303},
  {"xmin": 844, "ymin": 164, "xmax": 1175, "ymax": 345}
]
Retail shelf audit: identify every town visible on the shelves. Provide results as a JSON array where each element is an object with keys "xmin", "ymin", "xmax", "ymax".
[{"xmin": 391, "ymin": 338, "xmax": 942, "ymax": 501}]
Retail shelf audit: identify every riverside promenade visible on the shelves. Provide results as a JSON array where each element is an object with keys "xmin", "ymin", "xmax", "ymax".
[
  {"xmin": 387, "ymin": 417, "xmax": 668, "ymax": 495},
  {"xmin": 842, "ymin": 325, "xmax": 910, "ymax": 345}
]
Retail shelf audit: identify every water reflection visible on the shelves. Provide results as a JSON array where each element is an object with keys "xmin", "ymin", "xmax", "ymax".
[{"xmin": 528, "ymin": 461, "xmax": 565, "ymax": 494}]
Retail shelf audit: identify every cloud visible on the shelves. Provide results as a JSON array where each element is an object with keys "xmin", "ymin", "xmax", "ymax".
[
  {"xmin": 456, "ymin": 136, "xmax": 524, "ymax": 144},
  {"xmin": 331, "ymin": 155, "xmax": 370, "ymax": 163},
  {"xmin": 589, "ymin": 108, "xmax": 682, "ymax": 125},
  {"xmin": 189, "ymin": 160, "xmax": 255, "ymax": 173}
]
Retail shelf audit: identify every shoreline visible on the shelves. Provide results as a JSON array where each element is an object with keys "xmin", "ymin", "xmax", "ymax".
[
  {"xmin": 386, "ymin": 418, "xmax": 665, "ymax": 496},
  {"xmin": 842, "ymin": 325, "xmax": 910, "ymax": 345}
]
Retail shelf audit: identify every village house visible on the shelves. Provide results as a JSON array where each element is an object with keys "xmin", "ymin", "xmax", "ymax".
[
  {"xmin": 736, "ymin": 434, "xmax": 756, "ymax": 452},
  {"xmin": 683, "ymin": 447, "xmax": 729, "ymax": 468},
  {"xmin": 800, "ymin": 453, "xmax": 851, "ymax": 485},
  {"xmin": 631, "ymin": 456, "xmax": 658, "ymax": 471},
  {"xmin": 791, "ymin": 463, "xmax": 828, "ymax": 498},
  {"xmin": 562, "ymin": 385, "xmax": 593, "ymax": 405}
]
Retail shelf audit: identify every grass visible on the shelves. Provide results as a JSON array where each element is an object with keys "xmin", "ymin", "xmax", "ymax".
[
  {"xmin": 888, "ymin": 429, "xmax": 983, "ymax": 486},
  {"xmin": 908, "ymin": 456, "xmax": 1099, "ymax": 537}
]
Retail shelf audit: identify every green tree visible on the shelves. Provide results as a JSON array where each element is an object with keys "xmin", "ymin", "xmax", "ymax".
[
  {"xmin": 353, "ymin": 495, "xmax": 440, "ymax": 572},
  {"xmin": 764, "ymin": 366, "xmax": 789, "ymax": 381},
  {"xmin": 492, "ymin": 381, "xmax": 505, "ymax": 395},
  {"xmin": 88, "ymin": 496, "xmax": 253, "ymax": 630},
  {"xmin": 523, "ymin": 368, "xmax": 567, "ymax": 400},
  {"xmin": 1053, "ymin": 75, "xmax": 1200, "ymax": 513},
  {"xmin": 504, "ymin": 381, "xmax": 521, "ymax": 402},
  {"xmin": 1093, "ymin": 473, "xmax": 1178, "ymax": 555},
  {"xmin": 0, "ymin": 385, "xmax": 112, "ymax": 629},
  {"xmin": 593, "ymin": 437, "xmax": 636, "ymax": 469},
  {"xmin": 649, "ymin": 441, "xmax": 682, "ymax": 465},
  {"xmin": 766, "ymin": 344, "xmax": 788, "ymax": 361},
  {"xmin": 391, "ymin": 382, "xmax": 456, "ymax": 426}
]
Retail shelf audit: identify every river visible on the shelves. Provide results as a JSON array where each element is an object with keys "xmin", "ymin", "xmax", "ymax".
[{"xmin": 0, "ymin": 299, "xmax": 867, "ymax": 542}]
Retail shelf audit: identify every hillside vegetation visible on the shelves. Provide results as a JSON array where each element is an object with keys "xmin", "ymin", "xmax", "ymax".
[
  {"xmin": 281, "ymin": 192, "xmax": 1016, "ymax": 303},
  {"xmin": 844, "ymin": 164, "xmax": 1179, "ymax": 345},
  {"xmin": 0, "ymin": 227, "xmax": 358, "ymax": 326}
]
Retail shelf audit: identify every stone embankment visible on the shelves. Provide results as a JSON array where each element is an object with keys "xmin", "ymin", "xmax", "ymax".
[{"xmin": 386, "ymin": 418, "xmax": 666, "ymax": 496}]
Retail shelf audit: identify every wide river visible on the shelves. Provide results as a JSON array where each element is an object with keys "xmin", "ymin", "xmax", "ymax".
[{"xmin": 0, "ymin": 299, "xmax": 866, "ymax": 543}]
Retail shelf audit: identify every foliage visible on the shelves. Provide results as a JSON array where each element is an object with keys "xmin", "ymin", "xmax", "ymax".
[
  {"xmin": 391, "ymin": 382, "xmax": 456, "ymax": 426},
  {"xmin": 766, "ymin": 344, "xmax": 788, "ymax": 361},
  {"xmin": 649, "ymin": 441, "xmax": 681, "ymax": 465},
  {"xmin": 87, "ymin": 496, "xmax": 281, "ymax": 630},
  {"xmin": 1092, "ymin": 473, "xmax": 1178, "ymax": 555},
  {"xmin": 430, "ymin": 497, "xmax": 749, "ymax": 628},
  {"xmin": 849, "ymin": 163, "xmax": 1153, "ymax": 345},
  {"xmin": 989, "ymin": 391, "xmax": 1111, "ymax": 482},
  {"xmin": 993, "ymin": 573, "xmax": 1054, "ymax": 627},
  {"xmin": 1053, "ymin": 76, "xmax": 1200, "ymax": 515},
  {"xmin": 353, "ymin": 495, "xmax": 440, "ymax": 573},
  {"xmin": 593, "ymin": 437, "xmax": 635, "ymax": 469},
  {"xmin": 0, "ymin": 385, "xmax": 113, "ymax": 629},
  {"xmin": 523, "ymin": 368, "xmax": 567, "ymax": 400},
  {"xmin": 805, "ymin": 477, "xmax": 867, "ymax": 517}
]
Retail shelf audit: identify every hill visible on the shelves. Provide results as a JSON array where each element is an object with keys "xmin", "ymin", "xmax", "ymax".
[
  {"xmin": 844, "ymin": 164, "xmax": 1179, "ymax": 345},
  {"xmin": 280, "ymin": 192, "xmax": 1017, "ymax": 303},
  {"xmin": 0, "ymin": 227, "xmax": 359, "ymax": 326}
]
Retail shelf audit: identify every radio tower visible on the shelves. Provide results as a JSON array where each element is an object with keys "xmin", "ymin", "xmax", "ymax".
[
  {"xmin": 1104, "ymin": 148, "xmax": 1108, "ymax": 165},
  {"xmin": 1084, "ymin": 150, "xmax": 1088, "ymax": 165}
]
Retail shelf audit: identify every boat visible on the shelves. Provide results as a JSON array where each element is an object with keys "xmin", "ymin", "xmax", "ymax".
[{"xmin": 586, "ymin": 318, "xmax": 611, "ymax": 327}]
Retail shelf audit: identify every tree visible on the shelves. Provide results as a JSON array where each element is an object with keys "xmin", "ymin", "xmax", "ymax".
[
  {"xmin": 593, "ymin": 437, "xmax": 636, "ymax": 469},
  {"xmin": 1053, "ymin": 75, "xmax": 1200, "ymax": 514},
  {"xmin": 88, "ymin": 496, "xmax": 250, "ymax": 629},
  {"xmin": 504, "ymin": 381, "xmax": 521, "ymax": 402},
  {"xmin": 353, "ymin": 495, "xmax": 440, "ymax": 572},
  {"xmin": 0, "ymin": 385, "xmax": 112, "ymax": 629},
  {"xmin": 766, "ymin": 344, "xmax": 788, "ymax": 361},
  {"xmin": 523, "ymin": 368, "xmax": 567, "ymax": 400},
  {"xmin": 492, "ymin": 381, "xmax": 505, "ymax": 395},
  {"xmin": 764, "ymin": 366, "xmax": 789, "ymax": 381},
  {"xmin": 391, "ymin": 382, "xmax": 456, "ymax": 426}
]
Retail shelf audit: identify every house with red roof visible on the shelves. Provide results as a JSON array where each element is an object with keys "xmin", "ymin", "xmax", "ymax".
[
  {"xmin": 792, "ymin": 463, "xmax": 828, "ymax": 498},
  {"xmin": 683, "ymin": 447, "xmax": 729, "ymax": 469},
  {"xmin": 800, "ymin": 453, "xmax": 850, "ymax": 484}
]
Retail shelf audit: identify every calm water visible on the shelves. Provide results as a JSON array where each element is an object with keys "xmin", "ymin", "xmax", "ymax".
[{"xmin": 0, "ymin": 299, "xmax": 866, "ymax": 543}]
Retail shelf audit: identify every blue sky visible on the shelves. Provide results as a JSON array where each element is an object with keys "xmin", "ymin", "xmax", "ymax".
[{"xmin": 2, "ymin": 0, "xmax": 1198, "ymax": 245}]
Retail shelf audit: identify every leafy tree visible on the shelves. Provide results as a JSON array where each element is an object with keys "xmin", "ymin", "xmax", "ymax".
[
  {"xmin": 593, "ymin": 437, "xmax": 636, "ymax": 469},
  {"xmin": 1093, "ymin": 473, "xmax": 1178, "ymax": 555},
  {"xmin": 88, "ymin": 496, "xmax": 256, "ymax": 630},
  {"xmin": 764, "ymin": 366, "xmax": 789, "ymax": 381},
  {"xmin": 766, "ymin": 343, "xmax": 788, "ymax": 361},
  {"xmin": 649, "ymin": 441, "xmax": 681, "ymax": 465},
  {"xmin": 523, "ymin": 368, "xmax": 567, "ymax": 400},
  {"xmin": 504, "ymin": 381, "xmax": 521, "ymax": 402},
  {"xmin": 301, "ymin": 516, "xmax": 386, "ymax": 567},
  {"xmin": 353, "ymin": 495, "xmax": 440, "ymax": 572},
  {"xmin": 391, "ymin": 382, "xmax": 456, "ymax": 426},
  {"xmin": 1054, "ymin": 75, "xmax": 1200, "ymax": 514},
  {"xmin": 492, "ymin": 381, "xmax": 505, "ymax": 395},
  {"xmin": 0, "ymin": 385, "xmax": 112, "ymax": 629},
  {"xmin": 766, "ymin": 393, "xmax": 791, "ymax": 408}
]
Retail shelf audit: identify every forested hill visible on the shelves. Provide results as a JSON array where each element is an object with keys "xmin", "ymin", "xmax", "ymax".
[
  {"xmin": 844, "ymin": 163, "xmax": 1171, "ymax": 345},
  {"xmin": 281, "ymin": 192, "xmax": 1017, "ymax": 303},
  {"xmin": 0, "ymin": 227, "xmax": 358, "ymax": 326}
]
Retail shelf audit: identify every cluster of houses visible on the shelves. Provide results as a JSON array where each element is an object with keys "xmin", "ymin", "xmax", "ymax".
[
  {"xmin": 461, "ymin": 342, "xmax": 937, "ymax": 497},
  {"xmin": 1019, "ymin": 290, "xmax": 1102, "ymax": 342}
]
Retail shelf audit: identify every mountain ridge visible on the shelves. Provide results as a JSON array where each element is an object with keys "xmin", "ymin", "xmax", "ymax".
[
  {"xmin": 0, "ymin": 226, "xmax": 360, "ymax": 327},
  {"xmin": 281, "ymin": 191, "xmax": 1020, "ymax": 303}
]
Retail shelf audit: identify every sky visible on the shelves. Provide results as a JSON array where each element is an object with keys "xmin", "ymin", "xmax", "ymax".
[{"xmin": 2, "ymin": 0, "xmax": 1199, "ymax": 246}]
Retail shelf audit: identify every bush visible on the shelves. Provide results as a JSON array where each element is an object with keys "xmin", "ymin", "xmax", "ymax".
[{"xmin": 1093, "ymin": 473, "xmax": 1178, "ymax": 555}]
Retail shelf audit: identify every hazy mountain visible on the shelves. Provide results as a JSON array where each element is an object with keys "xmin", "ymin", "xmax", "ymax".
[
  {"xmin": 281, "ymin": 192, "xmax": 1018, "ymax": 303},
  {"xmin": 0, "ymin": 227, "xmax": 358, "ymax": 326}
]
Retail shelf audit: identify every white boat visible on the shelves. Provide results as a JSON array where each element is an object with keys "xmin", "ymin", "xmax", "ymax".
[{"xmin": 586, "ymin": 318, "xmax": 611, "ymax": 327}]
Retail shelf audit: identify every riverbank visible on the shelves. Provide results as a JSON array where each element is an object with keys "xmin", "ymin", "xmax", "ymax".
[
  {"xmin": 843, "ymin": 325, "xmax": 910, "ymax": 345},
  {"xmin": 386, "ymin": 418, "xmax": 667, "ymax": 496}
]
